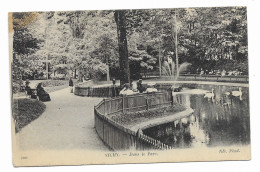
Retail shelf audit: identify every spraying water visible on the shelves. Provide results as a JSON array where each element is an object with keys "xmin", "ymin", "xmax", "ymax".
[
  {"xmin": 162, "ymin": 60, "xmax": 191, "ymax": 88},
  {"xmin": 176, "ymin": 62, "xmax": 191, "ymax": 81}
]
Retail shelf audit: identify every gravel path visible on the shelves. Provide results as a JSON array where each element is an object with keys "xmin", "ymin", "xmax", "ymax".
[{"xmin": 16, "ymin": 87, "xmax": 108, "ymax": 151}]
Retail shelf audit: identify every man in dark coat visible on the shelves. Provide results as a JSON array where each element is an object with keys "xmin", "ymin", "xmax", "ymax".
[
  {"xmin": 137, "ymin": 79, "xmax": 145, "ymax": 93},
  {"xmin": 69, "ymin": 77, "xmax": 74, "ymax": 93},
  {"xmin": 112, "ymin": 78, "xmax": 116, "ymax": 97}
]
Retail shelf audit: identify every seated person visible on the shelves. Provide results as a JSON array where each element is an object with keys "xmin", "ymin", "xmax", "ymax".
[
  {"xmin": 36, "ymin": 83, "xmax": 51, "ymax": 101},
  {"xmin": 119, "ymin": 83, "xmax": 135, "ymax": 96},
  {"xmin": 137, "ymin": 79, "xmax": 146, "ymax": 93},
  {"xmin": 25, "ymin": 80, "xmax": 32, "ymax": 96},
  {"xmin": 171, "ymin": 86, "xmax": 183, "ymax": 92},
  {"xmin": 145, "ymin": 83, "xmax": 158, "ymax": 93},
  {"xmin": 200, "ymin": 70, "xmax": 204, "ymax": 76},
  {"xmin": 130, "ymin": 79, "xmax": 138, "ymax": 92}
]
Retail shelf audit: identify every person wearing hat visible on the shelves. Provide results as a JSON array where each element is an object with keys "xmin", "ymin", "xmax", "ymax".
[
  {"xmin": 69, "ymin": 77, "xmax": 74, "ymax": 93},
  {"xmin": 25, "ymin": 79, "xmax": 30, "ymax": 85},
  {"xmin": 137, "ymin": 79, "xmax": 145, "ymax": 93},
  {"xmin": 112, "ymin": 78, "xmax": 116, "ymax": 97},
  {"xmin": 25, "ymin": 80, "xmax": 32, "ymax": 97}
]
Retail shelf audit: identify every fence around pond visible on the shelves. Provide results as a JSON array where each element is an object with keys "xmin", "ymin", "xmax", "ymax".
[
  {"xmin": 94, "ymin": 91, "xmax": 175, "ymax": 151},
  {"xmin": 141, "ymin": 73, "xmax": 248, "ymax": 83}
]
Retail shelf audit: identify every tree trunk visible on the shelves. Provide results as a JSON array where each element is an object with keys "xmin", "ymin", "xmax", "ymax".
[
  {"xmin": 159, "ymin": 40, "xmax": 162, "ymax": 77},
  {"xmin": 74, "ymin": 69, "xmax": 77, "ymax": 79},
  {"xmin": 78, "ymin": 69, "xmax": 83, "ymax": 82},
  {"xmin": 175, "ymin": 9, "xmax": 179, "ymax": 79},
  {"xmin": 105, "ymin": 55, "xmax": 110, "ymax": 82},
  {"xmin": 114, "ymin": 10, "xmax": 130, "ymax": 86}
]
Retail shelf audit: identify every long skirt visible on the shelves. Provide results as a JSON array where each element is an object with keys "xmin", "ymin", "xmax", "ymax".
[{"xmin": 38, "ymin": 92, "xmax": 51, "ymax": 102}]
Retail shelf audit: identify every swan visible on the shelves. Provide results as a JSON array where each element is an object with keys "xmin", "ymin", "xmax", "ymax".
[
  {"xmin": 204, "ymin": 88, "xmax": 215, "ymax": 99},
  {"xmin": 232, "ymin": 87, "xmax": 242, "ymax": 97},
  {"xmin": 232, "ymin": 87, "xmax": 242, "ymax": 100}
]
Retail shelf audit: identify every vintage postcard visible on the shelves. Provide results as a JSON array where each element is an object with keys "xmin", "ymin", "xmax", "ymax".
[{"xmin": 9, "ymin": 7, "xmax": 250, "ymax": 167}]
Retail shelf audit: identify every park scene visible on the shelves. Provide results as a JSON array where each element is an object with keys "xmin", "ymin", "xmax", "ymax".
[{"xmin": 10, "ymin": 7, "xmax": 250, "ymax": 156}]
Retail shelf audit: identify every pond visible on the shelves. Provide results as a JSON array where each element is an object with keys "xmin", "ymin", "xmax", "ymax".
[{"xmin": 143, "ymin": 84, "xmax": 250, "ymax": 148}]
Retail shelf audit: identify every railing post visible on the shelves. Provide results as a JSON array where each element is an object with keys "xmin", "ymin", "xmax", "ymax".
[
  {"xmin": 104, "ymin": 98, "xmax": 106, "ymax": 115},
  {"xmin": 122, "ymin": 95, "xmax": 125, "ymax": 114},
  {"xmin": 94, "ymin": 105, "xmax": 96, "ymax": 128},
  {"xmin": 146, "ymin": 92, "xmax": 149, "ymax": 110}
]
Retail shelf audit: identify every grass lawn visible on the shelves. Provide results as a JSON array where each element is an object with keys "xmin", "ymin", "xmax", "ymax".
[
  {"xmin": 41, "ymin": 80, "xmax": 71, "ymax": 93},
  {"xmin": 12, "ymin": 98, "xmax": 46, "ymax": 133},
  {"xmin": 40, "ymin": 79, "xmax": 81, "ymax": 93},
  {"xmin": 43, "ymin": 81, "xmax": 69, "ymax": 93}
]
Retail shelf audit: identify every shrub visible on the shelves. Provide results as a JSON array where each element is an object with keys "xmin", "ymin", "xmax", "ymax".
[{"xmin": 41, "ymin": 80, "xmax": 67, "ymax": 87}]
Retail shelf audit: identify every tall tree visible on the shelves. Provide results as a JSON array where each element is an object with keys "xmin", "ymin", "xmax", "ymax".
[
  {"xmin": 114, "ymin": 10, "xmax": 130, "ymax": 85},
  {"xmin": 11, "ymin": 12, "xmax": 42, "ymax": 92}
]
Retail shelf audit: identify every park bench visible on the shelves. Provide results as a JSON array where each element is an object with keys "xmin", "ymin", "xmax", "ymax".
[{"xmin": 25, "ymin": 88, "xmax": 38, "ymax": 99}]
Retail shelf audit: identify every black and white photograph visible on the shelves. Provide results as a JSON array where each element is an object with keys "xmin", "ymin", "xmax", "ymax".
[{"xmin": 8, "ymin": 3, "xmax": 253, "ymax": 167}]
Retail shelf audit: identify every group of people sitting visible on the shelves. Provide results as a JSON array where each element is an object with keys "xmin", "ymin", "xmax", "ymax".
[
  {"xmin": 119, "ymin": 79, "xmax": 158, "ymax": 96},
  {"xmin": 24, "ymin": 80, "xmax": 51, "ymax": 102}
]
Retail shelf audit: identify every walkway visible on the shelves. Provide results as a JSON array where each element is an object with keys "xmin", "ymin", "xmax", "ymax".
[{"xmin": 15, "ymin": 87, "xmax": 108, "ymax": 151}]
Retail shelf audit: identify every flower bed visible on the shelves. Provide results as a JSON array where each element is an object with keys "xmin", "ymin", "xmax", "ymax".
[{"xmin": 110, "ymin": 102, "xmax": 186, "ymax": 127}]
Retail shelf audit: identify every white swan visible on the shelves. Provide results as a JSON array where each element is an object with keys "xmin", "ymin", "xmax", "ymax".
[
  {"xmin": 204, "ymin": 88, "xmax": 215, "ymax": 99},
  {"xmin": 232, "ymin": 87, "xmax": 242, "ymax": 97},
  {"xmin": 232, "ymin": 87, "xmax": 242, "ymax": 100}
]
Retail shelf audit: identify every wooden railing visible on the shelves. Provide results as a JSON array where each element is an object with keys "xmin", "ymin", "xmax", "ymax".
[
  {"xmin": 100, "ymin": 91, "xmax": 172, "ymax": 114},
  {"xmin": 94, "ymin": 91, "xmax": 176, "ymax": 151},
  {"xmin": 141, "ymin": 72, "xmax": 249, "ymax": 83},
  {"xmin": 179, "ymin": 74, "xmax": 248, "ymax": 82}
]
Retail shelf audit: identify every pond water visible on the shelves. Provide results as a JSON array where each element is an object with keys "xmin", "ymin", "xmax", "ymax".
[{"xmin": 143, "ymin": 84, "xmax": 250, "ymax": 148}]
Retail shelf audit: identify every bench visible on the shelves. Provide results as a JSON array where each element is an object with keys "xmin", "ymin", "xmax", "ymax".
[{"xmin": 25, "ymin": 88, "xmax": 37, "ymax": 99}]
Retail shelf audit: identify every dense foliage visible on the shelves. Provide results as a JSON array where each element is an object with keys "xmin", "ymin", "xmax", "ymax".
[{"xmin": 11, "ymin": 7, "xmax": 248, "ymax": 91}]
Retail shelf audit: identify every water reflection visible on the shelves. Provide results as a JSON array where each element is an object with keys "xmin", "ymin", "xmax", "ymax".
[{"xmin": 143, "ymin": 85, "xmax": 250, "ymax": 148}]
